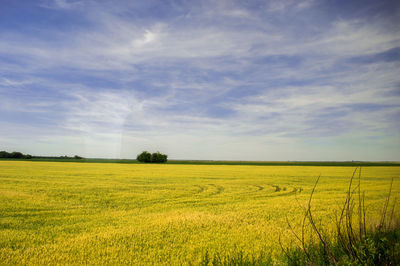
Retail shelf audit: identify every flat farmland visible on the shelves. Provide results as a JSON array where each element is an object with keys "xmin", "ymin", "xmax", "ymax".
[{"xmin": 0, "ymin": 161, "xmax": 399, "ymax": 265}]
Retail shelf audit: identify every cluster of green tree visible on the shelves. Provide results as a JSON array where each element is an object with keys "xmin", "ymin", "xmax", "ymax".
[
  {"xmin": 34, "ymin": 155, "xmax": 84, "ymax": 160},
  {"xmin": 0, "ymin": 151, "xmax": 32, "ymax": 159},
  {"xmin": 136, "ymin": 151, "xmax": 168, "ymax": 163},
  {"xmin": 0, "ymin": 151, "xmax": 84, "ymax": 160},
  {"xmin": 61, "ymin": 155, "xmax": 83, "ymax": 159}
]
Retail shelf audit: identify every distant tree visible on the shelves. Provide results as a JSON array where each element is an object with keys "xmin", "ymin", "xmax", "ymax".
[
  {"xmin": 10, "ymin": 152, "xmax": 24, "ymax": 159},
  {"xmin": 136, "ymin": 151, "xmax": 167, "ymax": 163},
  {"xmin": 151, "ymin": 151, "xmax": 168, "ymax": 163},
  {"xmin": 74, "ymin": 155, "xmax": 83, "ymax": 159},
  {"xmin": 0, "ymin": 151, "xmax": 32, "ymax": 159},
  {"xmin": 137, "ymin": 151, "xmax": 152, "ymax": 163},
  {"xmin": 0, "ymin": 151, "xmax": 11, "ymax": 158}
]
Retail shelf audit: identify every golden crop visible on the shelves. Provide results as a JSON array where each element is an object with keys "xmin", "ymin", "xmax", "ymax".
[{"xmin": 0, "ymin": 161, "xmax": 398, "ymax": 265}]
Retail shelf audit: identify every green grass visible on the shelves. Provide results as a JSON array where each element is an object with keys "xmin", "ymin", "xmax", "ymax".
[
  {"xmin": 1, "ymin": 157, "xmax": 399, "ymax": 167},
  {"xmin": 281, "ymin": 168, "xmax": 400, "ymax": 265}
]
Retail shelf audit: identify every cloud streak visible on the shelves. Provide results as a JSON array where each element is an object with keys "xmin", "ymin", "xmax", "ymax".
[{"xmin": 0, "ymin": 0, "xmax": 399, "ymax": 160}]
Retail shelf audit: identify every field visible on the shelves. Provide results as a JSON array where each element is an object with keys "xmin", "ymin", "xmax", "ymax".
[
  {"xmin": 2, "ymin": 157, "xmax": 400, "ymax": 167},
  {"xmin": 0, "ymin": 161, "xmax": 399, "ymax": 264}
]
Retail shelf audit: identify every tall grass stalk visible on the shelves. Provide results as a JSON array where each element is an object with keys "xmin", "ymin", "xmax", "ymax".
[{"xmin": 282, "ymin": 167, "xmax": 400, "ymax": 265}]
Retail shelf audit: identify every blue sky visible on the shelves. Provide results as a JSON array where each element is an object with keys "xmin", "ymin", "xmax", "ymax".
[{"xmin": 0, "ymin": 0, "xmax": 399, "ymax": 160}]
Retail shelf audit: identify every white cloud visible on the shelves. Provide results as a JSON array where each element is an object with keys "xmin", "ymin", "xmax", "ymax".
[
  {"xmin": 39, "ymin": 0, "xmax": 83, "ymax": 10},
  {"xmin": 0, "ymin": 0, "xmax": 399, "ymax": 160},
  {"xmin": 267, "ymin": 0, "xmax": 314, "ymax": 12},
  {"xmin": 315, "ymin": 19, "xmax": 400, "ymax": 56}
]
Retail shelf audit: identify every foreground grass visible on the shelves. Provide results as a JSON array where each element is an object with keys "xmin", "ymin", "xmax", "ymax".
[
  {"xmin": 281, "ymin": 169, "xmax": 399, "ymax": 265},
  {"xmin": 0, "ymin": 161, "xmax": 399, "ymax": 264}
]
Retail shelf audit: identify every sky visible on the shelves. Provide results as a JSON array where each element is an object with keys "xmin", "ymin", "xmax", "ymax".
[{"xmin": 0, "ymin": 0, "xmax": 399, "ymax": 161}]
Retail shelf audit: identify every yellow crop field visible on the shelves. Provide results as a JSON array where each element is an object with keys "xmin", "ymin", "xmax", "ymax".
[{"xmin": 0, "ymin": 161, "xmax": 399, "ymax": 265}]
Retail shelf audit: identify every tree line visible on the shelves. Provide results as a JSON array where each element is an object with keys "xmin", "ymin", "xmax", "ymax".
[
  {"xmin": 0, "ymin": 150, "xmax": 84, "ymax": 160},
  {"xmin": 0, "ymin": 151, "xmax": 32, "ymax": 159}
]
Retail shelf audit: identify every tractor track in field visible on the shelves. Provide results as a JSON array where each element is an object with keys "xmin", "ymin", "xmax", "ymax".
[
  {"xmin": 254, "ymin": 185, "xmax": 264, "ymax": 191},
  {"xmin": 193, "ymin": 185, "xmax": 205, "ymax": 194},
  {"xmin": 208, "ymin": 184, "xmax": 224, "ymax": 196}
]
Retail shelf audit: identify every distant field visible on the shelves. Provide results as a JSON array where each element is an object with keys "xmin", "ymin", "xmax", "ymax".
[
  {"xmin": 0, "ymin": 161, "xmax": 399, "ymax": 264},
  {"xmin": 1, "ymin": 157, "xmax": 400, "ymax": 167}
]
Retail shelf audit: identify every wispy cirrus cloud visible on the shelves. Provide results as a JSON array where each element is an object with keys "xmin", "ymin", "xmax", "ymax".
[{"xmin": 0, "ymin": 0, "xmax": 399, "ymax": 160}]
